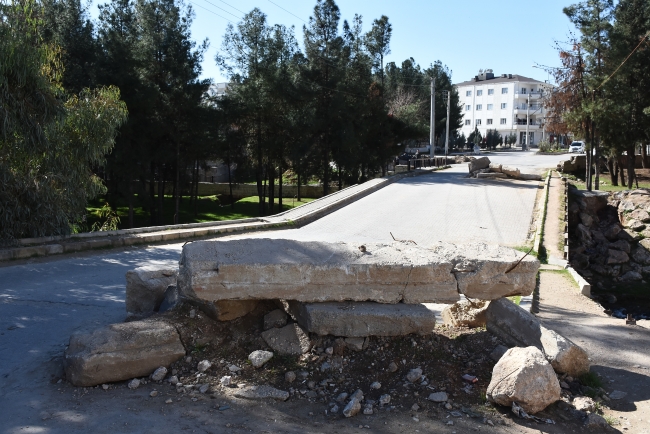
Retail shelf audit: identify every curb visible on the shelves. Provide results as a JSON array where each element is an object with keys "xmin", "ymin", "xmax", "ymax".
[
  {"xmin": 567, "ymin": 266, "xmax": 592, "ymax": 297},
  {"xmin": 0, "ymin": 167, "xmax": 445, "ymax": 263},
  {"xmin": 533, "ymin": 171, "xmax": 552, "ymax": 254}
]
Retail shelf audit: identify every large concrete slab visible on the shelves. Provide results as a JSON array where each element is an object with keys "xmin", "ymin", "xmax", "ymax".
[
  {"xmin": 286, "ymin": 301, "xmax": 437, "ymax": 337},
  {"xmin": 177, "ymin": 239, "xmax": 538, "ymax": 304}
]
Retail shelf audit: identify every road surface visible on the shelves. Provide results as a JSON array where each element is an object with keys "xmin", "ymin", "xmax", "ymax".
[{"xmin": 0, "ymin": 151, "xmax": 564, "ymax": 433}]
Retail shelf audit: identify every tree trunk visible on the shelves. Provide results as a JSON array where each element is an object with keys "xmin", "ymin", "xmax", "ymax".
[
  {"xmin": 594, "ymin": 142, "xmax": 600, "ymax": 190},
  {"xmin": 150, "ymin": 162, "xmax": 156, "ymax": 226},
  {"xmin": 268, "ymin": 164, "xmax": 275, "ymax": 215},
  {"xmin": 128, "ymin": 180, "xmax": 134, "ymax": 229},
  {"xmin": 618, "ymin": 155, "xmax": 626, "ymax": 186},
  {"xmin": 607, "ymin": 157, "xmax": 618, "ymax": 186},
  {"xmin": 194, "ymin": 160, "xmax": 199, "ymax": 218},
  {"xmin": 227, "ymin": 155, "xmax": 234, "ymax": 210},
  {"xmin": 297, "ymin": 170, "xmax": 302, "ymax": 202},
  {"xmin": 627, "ymin": 145, "xmax": 635, "ymax": 189},
  {"xmin": 157, "ymin": 165, "xmax": 164, "ymax": 226},
  {"xmin": 278, "ymin": 161, "xmax": 283, "ymax": 211},
  {"xmin": 174, "ymin": 155, "xmax": 179, "ymax": 224},
  {"xmin": 322, "ymin": 147, "xmax": 330, "ymax": 196},
  {"xmin": 642, "ymin": 144, "xmax": 648, "ymax": 169}
]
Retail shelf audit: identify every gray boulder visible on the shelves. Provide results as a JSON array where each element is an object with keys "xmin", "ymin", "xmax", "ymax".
[
  {"xmin": 468, "ymin": 157, "xmax": 491, "ymax": 173},
  {"xmin": 607, "ymin": 249, "xmax": 629, "ymax": 265},
  {"xmin": 487, "ymin": 346, "xmax": 560, "ymax": 414},
  {"xmin": 263, "ymin": 309, "xmax": 288, "ymax": 330},
  {"xmin": 125, "ymin": 267, "xmax": 177, "ymax": 318},
  {"xmin": 64, "ymin": 319, "xmax": 185, "ymax": 387},
  {"xmin": 486, "ymin": 298, "xmax": 590, "ymax": 377},
  {"xmin": 261, "ymin": 324, "xmax": 311, "ymax": 355}
]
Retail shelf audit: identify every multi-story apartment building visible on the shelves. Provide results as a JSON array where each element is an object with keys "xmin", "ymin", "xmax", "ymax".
[{"xmin": 454, "ymin": 70, "xmax": 551, "ymax": 147}]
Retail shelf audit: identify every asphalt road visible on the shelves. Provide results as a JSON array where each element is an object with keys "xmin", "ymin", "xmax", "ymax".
[{"xmin": 0, "ymin": 151, "xmax": 565, "ymax": 433}]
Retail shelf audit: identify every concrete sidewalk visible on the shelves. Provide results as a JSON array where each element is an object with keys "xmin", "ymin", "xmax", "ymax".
[{"xmin": 536, "ymin": 172, "xmax": 650, "ymax": 433}]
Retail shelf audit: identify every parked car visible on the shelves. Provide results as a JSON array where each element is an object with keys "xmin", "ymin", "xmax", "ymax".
[{"xmin": 569, "ymin": 141, "xmax": 585, "ymax": 153}]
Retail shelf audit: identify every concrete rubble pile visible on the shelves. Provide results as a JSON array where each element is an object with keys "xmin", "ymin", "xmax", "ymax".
[
  {"xmin": 467, "ymin": 156, "xmax": 542, "ymax": 181},
  {"xmin": 64, "ymin": 239, "xmax": 539, "ymax": 388}
]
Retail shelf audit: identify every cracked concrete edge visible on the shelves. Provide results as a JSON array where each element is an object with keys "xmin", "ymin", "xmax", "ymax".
[{"xmin": 0, "ymin": 167, "xmax": 445, "ymax": 263}]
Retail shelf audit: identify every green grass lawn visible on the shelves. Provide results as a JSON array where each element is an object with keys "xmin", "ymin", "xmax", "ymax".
[{"xmin": 86, "ymin": 195, "xmax": 315, "ymax": 230}]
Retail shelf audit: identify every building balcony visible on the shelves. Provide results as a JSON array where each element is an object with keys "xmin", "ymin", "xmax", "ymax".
[
  {"xmin": 513, "ymin": 105, "xmax": 542, "ymax": 115},
  {"xmin": 515, "ymin": 91, "xmax": 542, "ymax": 99}
]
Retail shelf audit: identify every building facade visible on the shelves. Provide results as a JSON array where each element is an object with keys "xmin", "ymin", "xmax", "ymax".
[{"xmin": 454, "ymin": 70, "xmax": 551, "ymax": 147}]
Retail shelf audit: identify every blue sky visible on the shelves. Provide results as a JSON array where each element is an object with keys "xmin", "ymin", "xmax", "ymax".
[{"xmin": 91, "ymin": 0, "xmax": 579, "ymax": 84}]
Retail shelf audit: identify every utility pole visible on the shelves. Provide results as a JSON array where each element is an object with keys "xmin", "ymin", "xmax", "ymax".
[
  {"xmin": 430, "ymin": 78, "xmax": 435, "ymax": 157},
  {"xmin": 525, "ymin": 93, "xmax": 530, "ymax": 151},
  {"xmin": 445, "ymin": 90, "xmax": 451, "ymax": 162}
]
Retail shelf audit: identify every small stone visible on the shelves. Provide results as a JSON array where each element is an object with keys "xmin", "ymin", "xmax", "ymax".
[
  {"xmin": 150, "ymin": 390, "xmax": 158, "ymax": 397},
  {"xmin": 248, "ymin": 350, "xmax": 274, "ymax": 368},
  {"xmin": 320, "ymin": 362, "xmax": 331, "ymax": 372},
  {"xmin": 445, "ymin": 403, "xmax": 453, "ymax": 410},
  {"xmin": 343, "ymin": 398, "xmax": 362, "ymax": 417},
  {"xmin": 388, "ymin": 362, "xmax": 398, "ymax": 373},
  {"xmin": 185, "ymin": 356, "xmax": 192, "ymax": 364},
  {"xmin": 336, "ymin": 392, "xmax": 349, "ymax": 403},
  {"xmin": 406, "ymin": 368, "xmax": 423, "ymax": 383},
  {"xmin": 150, "ymin": 366, "xmax": 168, "ymax": 382},
  {"xmin": 168, "ymin": 375, "xmax": 179, "ymax": 385},
  {"xmin": 330, "ymin": 404, "xmax": 339, "ymax": 413},
  {"xmin": 165, "ymin": 398, "xmax": 173, "ymax": 404},
  {"xmin": 127, "ymin": 379, "xmax": 141, "ymax": 390},
  {"xmin": 197, "ymin": 360, "xmax": 212, "ymax": 372},
  {"xmin": 285, "ymin": 371, "xmax": 296, "ymax": 383},
  {"xmin": 428, "ymin": 391, "xmax": 448, "ymax": 402},
  {"xmin": 263, "ymin": 309, "xmax": 288, "ymax": 330},
  {"xmin": 101, "ymin": 384, "xmax": 109, "ymax": 390},
  {"xmin": 351, "ymin": 389, "xmax": 364, "ymax": 400},
  {"xmin": 412, "ymin": 417, "xmax": 419, "ymax": 422},
  {"xmin": 345, "ymin": 337, "xmax": 365, "ymax": 352},
  {"xmin": 446, "ymin": 421, "xmax": 454, "ymax": 426},
  {"xmin": 379, "ymin": 394, "xmax": 391, "ymax": 405},
  {"xmin": 362, "ymin": 405, "xmax": 373, "ymax": 415},
  {"xmin": 609, "ymin": 390, "xmax": 627, "ymax": 400},
  {"xmin": 584, "ymin": 413, "xmax": 609, "ymax": 428},
  {"xmin": 325, "ymin": 347, "xmax": 334, "ymax": 355},
  {"xmin": 199, "ymin": 384, "xmax": 210, "ymax": 394},
  {"xmin": 234, "ymin": 385, "xmax": 290, "ymax": 401},
  {"xmin": 411, "ymin": 403, "xmax": 420, "ymax": 411},
  {"xmin": 228, "ymin": 364, "xmax": 241, "ymax": 372},
  {"xmin": 370, "ymin": 381, "xmax": 381, "ymax": 390},
  {"xmin": 189, "ymin": 309, "xmax": 196, "ymax": 319},
  {"xmin": 220, "ymin": 376, "xmax": 232, "ymax": 387},
  {"xmin": 573, "ymin": 396, "xmax": 595, "ymax": 412},
  {"xmin": 560, "ymin": 381, "xmax": 570, "ymax": 389},
  {"xmin": 307, "ymin": 380, "xmax": 316, "ymax": 390},
  {"xmin": 487, "ymin": 420, "xmax": 494, "ymax": 426}
]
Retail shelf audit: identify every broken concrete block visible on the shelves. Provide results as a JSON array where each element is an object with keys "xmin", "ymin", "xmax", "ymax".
[
  {"xmin": 263, "ymin": 309, "xmax": 288, "ymax": 330},
  {"xmin": 441, "ymin": 300, "xmax": 488, "ymax": 328},
  {"xmin": 64, "ymin": 319, "xmax": 186, "ymax": 387},
  {"xmin": 486, "ymin": 298, "xmax": 590, "ymax": 376},
  {"xmin": 185, "ymin": 298, "xmax": 258, "ymax": 322},
  {"xmin": 125, "ymin": 267, "xmax": 177, "ymax": 318},
  {"xmin": 487, "ymin": 346, "xmax": 561, "ymax": 414},
  {"xmin": 489, "ymin": 163, "xmax": 503, "ymax": 172},
  {"xmin": 286, "ymin": 301, "xmax": 436, "ymax": 337},
  {"xmin": 501, "ymin": 166, "xmax": 521, "ymax": 178},
  {"xmin": 468, "ymin": 157, "xmax": 491, "ymax": 173},
  {"xmin": 177, "ymin": 240, "xmax": 538, "ymax": 304},
  {"xmin": 261, "ymin": 324, "xmax": 311, "ymax": 355},
  {"xmin": 519, "ymin": 173, "xmax": 543, "ymax": 181},
  {"xmin": 477, "ymin": 172, "xmax": 507, "ymax": 179}
]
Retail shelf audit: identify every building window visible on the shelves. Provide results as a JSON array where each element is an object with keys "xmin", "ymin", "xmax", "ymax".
[
  {"xmin": 500, "ymin": 118, "xmax": 507, "ymax": 124},
  {"xmin": 465, "ymin": 119, "xmax": 471, "ymax": 126},
  {"xmin": 466, "ymin": 91, "xmax": 472, "ymax": 96},
  {"xmin": 501, "ymin": 88, "xmax": 508, "ymax": 94},
  {"xmin": 501, "ymin": 103, "xmax": 507, "ymax": 109},
  {"xmin": 487, "ymin": 119, "xmax": 493, "ymax": 125},
  {"xmin": 487, "ymin": 104, "xmax": 493, "ymax": 110},
  {"xmin": 476, "ymin": 119, "xmax": 482, "ymax": 126},
  {"xmin": 476, "ymin": 104, "xmax": 482, "ymax": 110},
  {"xmin": 520, "ymin": 88, "xmax": 527, "ymax": 94},
  {"xmin": 488, "ymin": 89, "xmax": 494, "ymax": 95},
  {"xmin": 477, "ymin": 90, "xmax": 483, "ymax": 96}
]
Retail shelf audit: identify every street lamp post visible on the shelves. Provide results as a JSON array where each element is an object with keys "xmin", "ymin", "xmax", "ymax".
[{"xmin": 525, "ymin": 93, "xmax": 530, "ymax": 151}]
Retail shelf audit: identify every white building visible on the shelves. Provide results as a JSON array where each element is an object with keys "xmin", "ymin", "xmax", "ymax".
[{"xmin": 454, "ymin": 70, "xmax": 551, "ymax": 147}]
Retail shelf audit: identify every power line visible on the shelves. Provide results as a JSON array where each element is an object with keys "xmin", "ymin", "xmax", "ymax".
[
  {"xmin": 202, "ymin": 0, "xmax": 242, "ymax": 20},
  {"xmin": 215, "ymin": 0, "xmax": 247, "ymax": 16},
  {"xmin": 267, "ymin": 0, "xmax": 307, "ymax": 23},
  {"xmin": 188, "ymin": 0, "xmax": 233, "ymax": 23},
  {"xmin": 597, "ymin": 30, "xmax": 650, "ymax": 90}
]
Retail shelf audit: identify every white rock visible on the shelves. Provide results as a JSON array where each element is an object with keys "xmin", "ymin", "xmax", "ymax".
[
  {"xmin": 285, "ymin": 371, "xmax": 296, "ymax": 383},
  {"xmin": 168, "ymin": 375, "xmax": 179, "ymax": 385},
  {"xmin": 362, "ymin": 405, "xmax": 373, "ymax": 415},
  {"xmin": 150, "ymin": 366, "xmax": 167, "ymax": 382},
  {"xmin": 428, "ymin": 392, "xmax": 448, "ymax": 402},
  {"xmin": 487, "ymin": 346, "xmax": 560, "ymax": 414},
  {"xmin": 128, "ymin": 379, "xmax": 141, "ymax": 390},
  {"xmin": 197, "ymin": 360, "xmax": 211, "ymax": 372},
  {"xmin": 199, "ymin": 384, "xmax": 210, "ymax": 394},
  {"xmin": 248, "ymin": 350, "xmax": 274, "ymax": 368},
  {"xmin": 370, "ymin": 381, "xmax": 381, "ymax": 390},
  {"xmin": 150, "ymin": 390, "xmax": 158, "ymax": 397},
  {"xmin": 220, "ymin": 376, "xmax": 232, "ymax": 387},
  {"xmin": 343, "ymin": 398, "xmax": 362, "ymax": 417},
  {"xmin": 406, "ymin": 368, "xmax": 422, "ymax": 383},
  {"xmin": 228, "ymin": 364, "xmax": 242, "ymax": 372},
  {"xmin": 379, "ymin": 394, "xmax": 391, "ymax": 405},
  {"xmin": 573, "ymin": 396, "xmax": 595, "ymax": 412}
]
